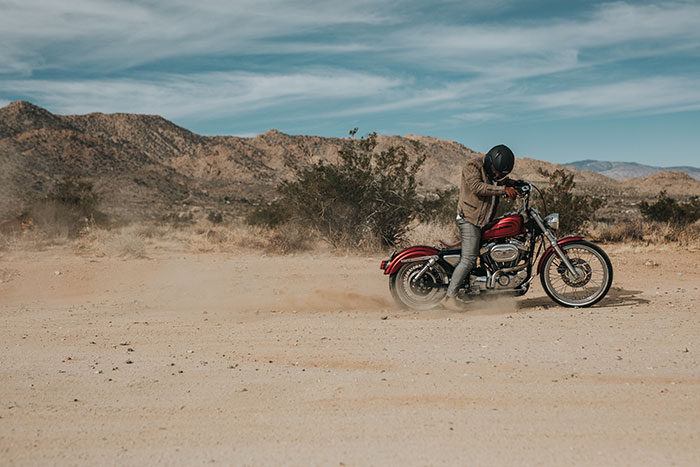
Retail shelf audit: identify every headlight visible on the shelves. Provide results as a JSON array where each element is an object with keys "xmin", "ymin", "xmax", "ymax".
[{"xmin": 544, "ymin": 213, "xmax": 559, "ymax": 230}]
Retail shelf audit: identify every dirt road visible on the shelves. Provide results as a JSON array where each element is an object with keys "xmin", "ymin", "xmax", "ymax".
[{"xmin": 1, "ymin": 245, "xmax": 699, "ymax": 465}]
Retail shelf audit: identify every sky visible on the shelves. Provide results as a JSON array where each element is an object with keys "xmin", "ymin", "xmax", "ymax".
[{"xmin": 1, "ymin": 0, "xmax": 699, "ymax": 166}]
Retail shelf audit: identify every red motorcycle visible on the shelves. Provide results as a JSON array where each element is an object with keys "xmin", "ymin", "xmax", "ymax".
[{"xmin": 380, "ymin": 180, "xmax": 613, "ymax": 309}]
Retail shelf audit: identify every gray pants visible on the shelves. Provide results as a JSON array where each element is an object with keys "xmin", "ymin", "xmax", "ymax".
[{"xmin": 446, "ymin": 218, "xmax": 481, "ymax": 298}]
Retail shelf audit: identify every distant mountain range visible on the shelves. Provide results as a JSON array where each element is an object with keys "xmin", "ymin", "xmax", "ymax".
[{"xmin": 566, "ymin": 160, "xmax": 700, "ymax": 181}]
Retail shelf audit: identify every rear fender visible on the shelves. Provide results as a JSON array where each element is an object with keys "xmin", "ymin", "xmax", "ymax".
[
  {"xmin": 536, "ymin": 236, "xmax": 584, "ymax": 275},
  {"xmin": 382, "ymin": 245, "xmax": 440, "ymax": 275}
]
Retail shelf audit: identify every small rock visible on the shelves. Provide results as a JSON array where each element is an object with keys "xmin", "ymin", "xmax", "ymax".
[
  {"xmin": 126, "ymin": 360, "xmax": 133, "ymax": 364},
  {"xmin": 127, "ymin": 348, "xmax": 134, "ymax": 352},
  {"xmin": 55, "ymin": 270, "xmax": 62, "ymax": 276},
  {"xmin": 187, "ymin": 350, "xmax": 194, "ymax": 353},
  {"xmin": 120, "ymin": 341, "xmax": 128, "ymax": 346}
]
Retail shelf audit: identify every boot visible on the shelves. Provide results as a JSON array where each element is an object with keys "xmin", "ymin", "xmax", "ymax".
[{"xmin": 441, "ymin": 296, "xmax": 465, "ymax": 311}]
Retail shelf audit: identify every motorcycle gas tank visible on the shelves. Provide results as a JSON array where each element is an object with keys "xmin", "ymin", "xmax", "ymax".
[{"xmin": 482, "ymin": 214, "xmax": 524, "ymax": 241}]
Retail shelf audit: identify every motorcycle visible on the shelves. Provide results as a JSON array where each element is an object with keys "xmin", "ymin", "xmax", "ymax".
[{"xmin": 380, "ymin": 180, "xmax": 613, "ymax": 309}]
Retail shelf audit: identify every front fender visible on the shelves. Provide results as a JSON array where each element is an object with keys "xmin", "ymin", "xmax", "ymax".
[
  {"xmin": 536, "ymin": 236, "xmax": 583, "ymax": 275},
  {"xmin": 382, "ymin": 245, "xmax": 439, "ymax": 275}
]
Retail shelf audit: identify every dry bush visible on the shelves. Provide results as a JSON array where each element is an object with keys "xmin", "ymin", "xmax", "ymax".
[
  {"xmin": 184, "ymin": 220, "xmax": 272, "ymax": 253},
  {"xmin": 73, "ymin": 225, "xmax": 146, "ymax": 258},
  {"xmin": 590, "ymin": 220, "xmax": 700, "ymax": 247},
  {"xmin": 589, "ymin": 221, "xmax": 646, "ymax": 243},
  {"xmin": 405, "ymin": 222, "xmax": 459, "ymax": 248},
  {"xmin": 0, "ymin": 228, "xmax": 69, "ymax": 251},
  {"xmin": 111, "ymin": 227, "xmax": 147, "ymax": 258},
  {"xmin": 268, "ymin": 221, "xmax": 314, "ymax": 254}
]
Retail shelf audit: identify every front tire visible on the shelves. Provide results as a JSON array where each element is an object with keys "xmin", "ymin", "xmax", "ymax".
[
  {"xmin": 540, "ymin": 240, "xmax": 612, "ymax": 307},
  {"xmin": 389, "ymin": 261, "xmax": 448, "ymax": 310}
]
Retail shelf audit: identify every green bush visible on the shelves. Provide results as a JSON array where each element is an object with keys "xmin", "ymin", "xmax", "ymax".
[
  {"xmin": 639, "ymin": 191, "xmax": 700, "ymax": 224},
  {"xmin": 537, "ymin": 168, "xmax": 605, "ymax": 234},
  {"xmin": 262, "ymin": 130, "xmax": 425, "ymax": 248}
]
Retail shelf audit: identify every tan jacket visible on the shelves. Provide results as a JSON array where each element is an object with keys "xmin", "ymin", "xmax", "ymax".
[{"xmin": 457, "ymin": 155, "xmax": 506, "ymax": 227}]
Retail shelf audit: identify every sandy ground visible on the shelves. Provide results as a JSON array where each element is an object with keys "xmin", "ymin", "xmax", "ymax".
[{"xmin": 1, "ymin": 243, "xmax": 699, "ymax": 466}]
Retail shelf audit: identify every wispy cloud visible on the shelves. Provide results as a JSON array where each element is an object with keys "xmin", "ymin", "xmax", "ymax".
[
  {"xmin": 0, "ymin": 70, "xmax": 402, "ymax": 120},
  {"xmin": 1, "ymin": 0, "xmax": 699, "ymax": 125},
  {"xmin": 525, "ymin": 76, "xmax": 700, "ymax": 116},
  {"xmin": 388, "ymin": 1, "xmax": 700, "ymax": 78},
  {"xmin": 0, "ymin": 0, "xmax": 390, "ymax": 73}
]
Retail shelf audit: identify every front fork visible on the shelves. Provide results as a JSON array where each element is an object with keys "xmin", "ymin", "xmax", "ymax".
[{"xmin": 532, "ymin": 213, "xmax": 580, "ymax": 279}]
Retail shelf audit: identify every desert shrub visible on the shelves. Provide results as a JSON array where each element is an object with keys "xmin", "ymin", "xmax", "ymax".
[
  {"xmin": 25, "ymin": 176, "xmax": 104, "ymax": 237},
  {"xmin": 589, "ymin": 221, "xmax": 646, "ymax": 243},
  {"xmin": 417, "ymin": 187, "xmax": 459, "ymax": 225},
  {"xmin": 112, "ymin": 228, "xmax": 147, "ymax": 258},
  {"xmin": 245, "ymin": 201, "xmax": 290, "ymax": 227},
  {"xmin": 537, "ymin": 168, "xmax": 605, "ymax": 234},
  {"xmin": 266, "ymin": 130, "xmax": 425, "ymax": 248},
  {"xmin": 588, "ymin": 219, "xmax": 700, "ymax": 246},
  {"xmin": 268, "ymin": 221, "xmax": 314, "ymax": 253},
  {"xmin": 406, "ymin": 221, "xmax": 459, "ymax": 247},
  {"xmin": 639, "ymin": 191, "xmax": 700, "ymax": 224},
  {"xmin": 207, "ymin": 210, "xmax": 224, "ymax": 224}
]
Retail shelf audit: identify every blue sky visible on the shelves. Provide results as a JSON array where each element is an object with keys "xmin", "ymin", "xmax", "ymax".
[{"xmin": 1, "ymin": 0, "xmax": 699, "ymax": 166}]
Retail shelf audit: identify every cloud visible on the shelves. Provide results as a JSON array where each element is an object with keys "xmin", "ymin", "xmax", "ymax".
[
  {"xmin": 525, "ymin": 76, "xmax": 700, "ymax": 116},
  {"xmin": 2, "ymin": 1, "xmax": 699, "ymax": 125},
  {"xmin": 0, "ymin": 70, "xmax": 402, "ymax": 120},
  {"xmin": 0, "ymin": 0, "xmax": 391, "ymax": 73},
  {"xmin": 388, "ymin": 1, "xmax": 700, "ymax": 77}
]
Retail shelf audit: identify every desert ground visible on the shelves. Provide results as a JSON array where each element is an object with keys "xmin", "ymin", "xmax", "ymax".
[{"xmin": 1, "ymin": 241, "xmax": 699, "ymax": 466}]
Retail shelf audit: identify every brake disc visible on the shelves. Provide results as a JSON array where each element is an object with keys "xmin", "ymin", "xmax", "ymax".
[{"xmin": 557, "ymin": 258, "xmax": 592, "ymax": 287}]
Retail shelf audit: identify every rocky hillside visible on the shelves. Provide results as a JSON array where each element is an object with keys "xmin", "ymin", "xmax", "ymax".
[{"xmin": 2, "ymin": 101, "xmax": 699, "ymax": 222}]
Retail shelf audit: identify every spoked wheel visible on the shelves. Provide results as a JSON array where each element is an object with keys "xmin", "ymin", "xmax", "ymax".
[
  {"xmin": 541, "ymin": 240, "xmax": 613, "ymax": 307},
  {"xmin": 389, "ymin": 261, "xmax": 448, "ymax": 310}
]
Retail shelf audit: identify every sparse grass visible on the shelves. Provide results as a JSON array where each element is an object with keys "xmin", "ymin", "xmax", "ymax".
[
  {"xmin": 5, "ymin": 215, "xmax": 697, "ymax": 257},
  {"xmin": 405, "ymin": 222, "xmax": 459, "ymax": 248},
  {"xmin": 590, "ymin": 220, "xmax": 700, "ymax": 247}
]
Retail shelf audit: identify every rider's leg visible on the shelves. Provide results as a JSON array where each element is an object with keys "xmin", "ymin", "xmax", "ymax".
[{"xmin": 446, "ymin": 219, "xmax": 481, "ymax": 298}]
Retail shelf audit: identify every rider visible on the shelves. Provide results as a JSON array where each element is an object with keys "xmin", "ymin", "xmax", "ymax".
[{"xmin": 442, "ymin": 144, "xmax": 519, "ymax": 311}]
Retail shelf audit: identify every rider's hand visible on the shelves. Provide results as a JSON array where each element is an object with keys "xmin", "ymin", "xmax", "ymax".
[{"xmin": 504, "ymin": 187, "xmax": 519, "ymax": 200}]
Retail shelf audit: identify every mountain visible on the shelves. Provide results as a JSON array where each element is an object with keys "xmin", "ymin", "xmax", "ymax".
[
  {"xmin": 566, "ymin": 160, "xmax": 700, "ymax": 181},
  {"xmin": 2, "ymin": 101, "xmax": 698, "ymax": 222}
]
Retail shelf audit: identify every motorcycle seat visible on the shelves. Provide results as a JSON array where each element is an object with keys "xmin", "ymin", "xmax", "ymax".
[{"xmin": 439, "ymin": 240, "xmax": 461, "ymax": 249}]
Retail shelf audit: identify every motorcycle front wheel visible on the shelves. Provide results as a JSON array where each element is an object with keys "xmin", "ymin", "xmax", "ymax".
[
  {"xmin": 389, "ymin": 261, "xmax": 448, "ymax": 310},
  {"xmin": 540, "ymin": 240, "xmax": 613, "ymax": 307}
]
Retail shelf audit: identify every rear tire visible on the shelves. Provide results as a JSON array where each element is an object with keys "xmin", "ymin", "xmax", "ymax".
[
  {"xmin": 389, "ymin": 261, "xmax": 448, "ymax": 310},
  {"xmin": 540, "ymin": 240, "xmax": 612, "ymax": 307}
]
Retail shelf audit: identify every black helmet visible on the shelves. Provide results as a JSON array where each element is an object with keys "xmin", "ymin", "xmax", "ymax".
[{"xmin": 484, "ymin": 144, "xmax": 515, "ymax": 181}]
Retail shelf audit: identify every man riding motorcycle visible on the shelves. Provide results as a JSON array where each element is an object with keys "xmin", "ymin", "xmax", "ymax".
[{"xmin": 442, "ymin": 144, "xmax": 520, "ymax": 311}]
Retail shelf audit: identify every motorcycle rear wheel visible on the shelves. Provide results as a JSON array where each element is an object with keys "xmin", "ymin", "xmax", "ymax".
[
  {"xmin": 540, "ymin": 240, "xmax": 612, "ymax": 307},
  {"xmin": 389, "ymin": 261, "xmax": 448, "ymax": 310}
]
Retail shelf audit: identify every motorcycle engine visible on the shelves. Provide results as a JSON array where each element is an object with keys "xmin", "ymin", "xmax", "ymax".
[
  {"xmin": 469, "ymin": 238, "xmax": 530, "ymax": 291},
  {"xmin": 482, "ymin": 239, "xmax": 527, "ymax": 269}
]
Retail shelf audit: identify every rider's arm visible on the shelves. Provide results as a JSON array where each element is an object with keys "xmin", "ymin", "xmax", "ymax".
[{"xmin": 463, "ymin": 161, "xmax": 506, "ymax": 196}]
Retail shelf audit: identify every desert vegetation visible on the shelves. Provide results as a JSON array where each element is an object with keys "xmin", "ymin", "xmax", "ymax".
[{"xmin": 2, "ymin": 137, "xmax": 699, "ymax": 256}]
